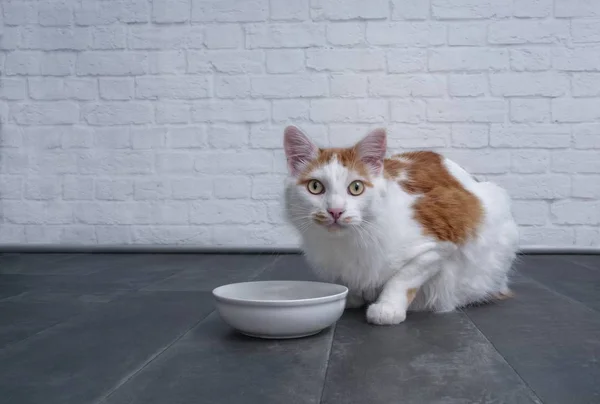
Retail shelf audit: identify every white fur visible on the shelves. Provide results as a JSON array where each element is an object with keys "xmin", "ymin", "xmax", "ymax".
[{"xmin": 284, "ymin": 155, "xmax": 519, "ymax": 325}]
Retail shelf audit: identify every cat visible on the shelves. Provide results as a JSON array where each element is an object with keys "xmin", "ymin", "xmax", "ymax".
[{"xmin": 283, "ymin": 126, "xmax": 519, "ymax": 325}]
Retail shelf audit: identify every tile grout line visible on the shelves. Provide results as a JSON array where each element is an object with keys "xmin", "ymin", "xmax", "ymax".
[
  {"xmin": 318, "ymin": 322, "xmax": 337, "ymax": 404},
  {"xmin": 461, "ymin": 309, "xmax": 545, "ymax": 404}
]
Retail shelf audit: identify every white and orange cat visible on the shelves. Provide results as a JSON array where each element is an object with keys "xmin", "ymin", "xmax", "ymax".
[{"xmin": 283, "ymin": 126, "xmax": 519, "ymax": 325}]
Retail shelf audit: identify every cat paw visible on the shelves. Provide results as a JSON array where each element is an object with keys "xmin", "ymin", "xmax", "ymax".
[
  {"xmin": 366, "ymin": 302, "xmax": 406, "ymax": 325},
  {"xmin": 345, "ymin": 293, "xmax": 365, "ymax": 309}
]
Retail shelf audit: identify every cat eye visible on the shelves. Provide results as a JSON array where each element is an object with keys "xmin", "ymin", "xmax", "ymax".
[
  {"xmin": 348, "ymin": 180, "xmax": 365, "ymax": 196},
  {"xmin": 307, "ymin": 179, "xmax": 325, "ymax": 195}
]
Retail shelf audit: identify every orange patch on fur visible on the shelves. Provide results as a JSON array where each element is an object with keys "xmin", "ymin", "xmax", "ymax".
[
  {"xmin": 298, "ymin": 147, "xmax": 373, "ymax": 185},
  {"xmin": 406, "ymin": 288, "xmax": 418, "ymax": 305},
  {"xmin": 385, "ymin": 151, "xmax": 483, "ymax": 245}
]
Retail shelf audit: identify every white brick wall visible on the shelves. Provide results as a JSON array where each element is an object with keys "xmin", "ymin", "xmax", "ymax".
[{"xmin": 1, "ymin": 0, "xmax": 599, "ymax": 248}]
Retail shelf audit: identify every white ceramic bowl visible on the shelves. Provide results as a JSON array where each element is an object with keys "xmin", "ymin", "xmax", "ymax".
[{"xmin": 213, "ymin": 280, "xmax": 348, "ymax": 339}]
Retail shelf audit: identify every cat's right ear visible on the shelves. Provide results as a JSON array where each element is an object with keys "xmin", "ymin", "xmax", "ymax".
[{"xmin": 284, "ymin": 126, "xmax": 318, "ymax": 177}]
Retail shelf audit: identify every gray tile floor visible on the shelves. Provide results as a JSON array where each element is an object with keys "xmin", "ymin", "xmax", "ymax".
[{"xmin": 0, "ymin": 253, "xmax": 599, "ymax": 404}]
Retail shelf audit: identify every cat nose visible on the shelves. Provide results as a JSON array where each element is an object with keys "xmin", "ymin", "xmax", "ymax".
[{"xmin": 327, "ymin": 208, "xmax": 345, "ymax": 221}]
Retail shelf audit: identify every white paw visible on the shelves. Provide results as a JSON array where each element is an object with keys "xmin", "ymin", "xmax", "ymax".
[
  {"xmin": 345, "ymin": 293, "xmax": 365, "ymax": 309},
  {"xmin": 366, "ymin": 302, "xmax": 407, "ymax": 325}
]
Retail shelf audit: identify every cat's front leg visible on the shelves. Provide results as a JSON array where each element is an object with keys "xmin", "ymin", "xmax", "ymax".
[
  {"xmin": 345, "ymin": 291, "xmax": 366, "ymax": 309},
  {"xmin": 366, "ymin": 249, "xmax": 444, "ymax": 325}
]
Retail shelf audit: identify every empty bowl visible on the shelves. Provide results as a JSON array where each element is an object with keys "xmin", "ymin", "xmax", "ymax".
[{"xmin": 212, "ymin": 280, "xmax": 348, "ymax": 339}]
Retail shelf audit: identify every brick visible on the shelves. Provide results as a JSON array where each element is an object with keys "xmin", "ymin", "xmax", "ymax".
[
  {"xmin": 61, "ymin": 127, "xmax": 94, "ymax": 149},
  {"xmin": 429, "ymin": 48, "xmax": 508, "ymax": 71},
  {"xmin": 67, "ymin": 78, "xmax": 98, "ymax": 101},
  {"xmin": 330, "ymin": 75, "xmax": 368, "ymax": 98},
  {"xmin": 156, "ymin": 153, "xmax": 195, "ymax": 174},
  {"xmin": 92, "ymin": 26, "xmax": 126, "ymax": 50},
  {"xmin": 195, "ymin": 150, "xmax": 274, "ymax": 174},
  {"xmin": 366, "ymin": 22, "xmax": 445, "ymax": 47},
  {"xmin": 391, "ymin": 0, "xmax": 429, "ymax": 20},
  {"xmin": 134, "ymin": 179, "xmax": 171, "ymax": 200},
  {"xmin": 22, "ymin": 126, "xmax": 60, "ymax": 149},
  {"xmin": 24, "ymin": 177, "xmax": 60, "ymax": 200},
  {"xmin": 74, "ymin": 202, "xmax": 133, "ymax": 225},
  {"xmin": 251, "ymin": 75, "xmax": 327, "ymax": 98},
  {"xmin": 572, "ymin": 176, "xmax": 600, "ymax": 198},
  {"xmin": 448, "ymin": 22, "xmax": 487, "ymax": 46},
  {"xmin": 327, "ymin": 23, "xmax": 364, "ymax": 46},
  {"xmin": 204, "ymin": 24, "xmax": 243, "ymax": 49},
  {"xmin": 100, "ymin": 78, "xmax": 134, "ymax": 100},
  {"xmin": 192, "ymin": 0, "xmax": 268, "ymax": 22},
  {"xmin": 21, "ymin": 27, "xmax": 90, "ymax": 51},
  {"xmin": 555, "ymin": 0, "xmax": 600, "ymax": 17},
  {"xmin": 369, "ymin": 75, "xmax": 446, "ymax": 97},
  {"xmin": 270, "ymin": 0, "xmax": 309, "ymax": 20},
  {"xmin": 30, "ymin": 152, "xmax": 78, "ymax": 174},
  {"xmin": 215, "ymin": 76, "xmax": 251, "ymax": 98},
  {"xmin": 490, "ymin": 124, "xmax": 570, "ymax": 148},
  {"xmin": 0, "ymin": 225, "xmax": 26, "ymax": 243},
  {"xmin": 576, "ymin": 228, "xmax": 600, "ymax": 246},
  {"xmin": 63, "ymin": 177, "xmax": 94, "ymax": 200},
  {"xmin": 132, "ymin": 226, "xmax": 211, "ymax": 245},
  {"xmin": 94, "ymin": 127, "xmax": 131, "ymax": 149},
  {"xmin": 0, "ymin": 176, "xmax": 22, "ymax": 200},
  {"xmin": 252, "ymin": 175, "xmax": 286, "ymax": 199},
  {"xmin": 510, "ymin": 48, "xmax": 551, "ymax": 72},
  {"xmin": 492, "ymin": 174, "xmax": 570, "ymax": 199},
  {"xmin": 272, "ymin": 100, "xmax": 310, "ymax": 122},
  {"xmin": 5, "ymin": 52, "xmax": 42, "ymax": 76},
  {"xmin": 213, "ymin": 225, "xmax": 299, "ymax": 246},
  {"xmin": 432, "ymin": 0, "xmax": 511, "ymax": 19},
  {"xmin": 41, "ymin": 52, "xmax": 76, "ymax": 76},
  {"xmin": 188, "ymin": 50, "xmax": 264, "ymax": 74},
  {"xmin": 171, "ymin": 178, "xmax": 213, "ymax": 200},
  {"xmin": 115, "ymin": 0, "xmax": 150, "ymax": 23},
  {"xmin": 553, "ymin": 46, "xmax": 600, "ymax": 71},
  {"xmin": 39, "ymin": 1, "xmax": 73, "ymax": 26},
  {"xmin": 511, "ymin": 201, "xmax": 548, "ymax": 225},
  {"xmin": 450, "ymin": 125, "xmax": 489, "ymax": 148},
  {"xmin": 133, "ymin": 202, "xmax": 189, "ymax": 225},
  {"xmin": 572, "ymin": 74, "xmax": 600, "ymax": 97},
  {"xmin": 488, "ymin": 21, "xmax": 568, "ymax": 44},
  {"xmin": 95, "ymin": 179, "xmax": 134, "ymax": 200},
  {"xmin": 427, "ymin": 100, "xmax": 506, "ymax": 123},
  {"xmin": 246, "ymin": 23, "xmax": 326, "ymax": 48},
  {"xmin": 266, "ymin": 50, "xmax": 305, "ymax": 73},
  {"xmin": 513, "ymin": 0, "xmax": 551, "ymax": 17},
  {"xmin": 214, "ymin": 176, "xmax": 252, "ymax": 199},
  {"xmin": 552, "ymin": 151, "xmax": 600, "ymax": 173},
  {"xmin": 24, "ymin": 226, "xmax": 62, "ymax": 244},
  {"xmin": 551, "ymin": 201, "xmax": 600, "ymax": 225},
  {"xmin": 510, "ymin": 150, "xmax": 549, "ymax": 173},
  {"xmin": 390, "ymin": 99, "xmax": 426, "ymax": 123},
  {"xmin": 307, "ymin": 49, "xmax": 384, "ymax": 72},
  {"xmin": 386, "ymin": 49, "xmax": 426, "ymax": 73},
  {"xmin": 0, "ymin": 27, "xmax": 21, "ymax": 50},
  {"xmin": 136, "ymin": 76, "xmax": 210, "ymax": 100},
  {"xmin": 490, "ymin": 73, "xmax": 567, "ymax": 97},
  {"xmin": 552, "ymin": 99, "xmax": 600, "ymax": 123},
  {"xmin": 4, "ymin": 201, "xmax": 73, "ymax": 225},
  {"xmin": 0, "ymin": 78, "xmax": 27, "ymax": 100},
  {"xmin": 311, "ymin": 0, "xmax": 388, "ymax": 20},
  {"xmin": 573, "ymin": 124, "xmax": 600, "ymax": 149},
  {"xmin": 445, "ymin": 150, "xmax": 510, "ymax": 174},
  {"xmin": 510, "ymin": 99, "xmax": 550, "ymax": 123},
  {"xmin": 328, "ymin": 124, "xmax": 371, "ymax": 146},
  {"xmin": 83, "ymin": 102, "xmax": 153, "ymax": 125},
  {"xmin": 152, "ymin": 0, "xmax": 190, "ymax": 23},
  {"xmin": 167, "ymin": 127, "xmax": 207, "ymax": 148},
  {"xmin": 131, "ymin": 128, "xmax": 166, "ymax": 149},
  {"xmin": 387, "ymin": 124, "xmax": 450, "ymax": 149},
  {"xmin": 96, "ymin": 226, "xmax": 132, "ymax": 244},
  {"xmin": 3, "ymin": 1, "xmax": 38, "ymax": 25},
  {"xmin": 448, "ymin": 74, "xmax": 487, "ymax": 97},
  {"xmin": 208, "ymin": 125, "xmax": 249, "ymax": 148},
  {"xmin": 190, "ymin": 200, "xmax": 266, "ymax": 224},
  {"xmin": 28, "ymin": 77, "xmax": 65, "ymax": 100},
  {"xmin": 129, "ymin": 26, "xmax": 203, "ymax": 50},
  {"xmin": 11, "ymin": 102, "xmax": 79, "ymax": 125},
  {"xmin": 191, "ymin": 100, "xmax": 270, "ymax": 123},
  {"xmin": 0, "ymin": 152, "xmax": 27, "ymax": 174},
  {"xmin": 520, "ymin": 227, "xmax": 574, "ymax": 247},
  {"xmin": 77, "ymin": 52, "xmax": 147, "ymax": 76},
  {"xmin": 155, "ymin": 102, "xmax": 190, "ymax": 124},
  {"xmin": 572, "ymin": 19, "xmax": 600, "ymax": 43},
  {"xmin": 78, "ymin": 151, "xmax": 155, "ymax": 175},
  {"xmin": 0, "ymin": 126, "xmax": 22, "ymax": 148},
  {"xmin": 74, "ymin": 0, "xmax": 118, "ymax": 25},
  {"xmin": 309, "ymin": 99, "xmax": 387, "ymax": 123}
]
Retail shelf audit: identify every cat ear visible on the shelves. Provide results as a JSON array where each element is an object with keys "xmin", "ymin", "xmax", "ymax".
[
  {"xmin": 283, "ymin": 126, "xmax": 319, "ymax": 177},
  {"xmin": 355, "ymin": 128, "xmax": 387, "ymax": 175}
]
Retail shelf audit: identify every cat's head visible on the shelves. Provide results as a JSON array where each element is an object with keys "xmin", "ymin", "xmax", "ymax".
[{"xmin": 283, "ymin": 126, "xmax": 387, "ymax": 234}]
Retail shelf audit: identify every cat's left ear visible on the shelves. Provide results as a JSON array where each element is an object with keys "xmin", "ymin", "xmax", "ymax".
[{"xmin": 356, "ymin": 128, "xmax": 387, "ymax": 175}]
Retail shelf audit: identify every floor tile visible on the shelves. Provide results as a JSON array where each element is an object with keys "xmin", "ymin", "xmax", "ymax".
[
  {"xmin": 254, "ymin": 254, "xmax": 320, "ymax": 281},
  {"xmin": 0, "ymin": 292, "xmax": 214, "ymax": 404},
  {"xmin": 465, "ymin": 275, "xmax": 600, "ymax": 404},
  {"xmin": 561, "ymin": 254, "xmax": 600, "ymax": 271},
  {"xmin": 321, "ymin": 310, "xmax": 540, "ymax": 404},
  {"xmin": 103, "ymin": 312, "xmax": 333, "ymax": 404}
]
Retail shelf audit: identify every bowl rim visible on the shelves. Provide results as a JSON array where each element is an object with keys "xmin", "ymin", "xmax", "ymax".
[{"xmin": 212, "ymin": 280, "xmax": 349, "ymax": 307}]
